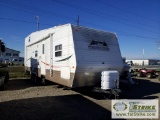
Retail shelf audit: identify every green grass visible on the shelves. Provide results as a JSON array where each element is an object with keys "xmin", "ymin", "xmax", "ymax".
[
  {"xmin": 9, "ymin": 72, "xmax": 30, "ymax": 78},
  {"xmin": 0, "ymin": 66, "xmax": 30, "ymax": 78}
]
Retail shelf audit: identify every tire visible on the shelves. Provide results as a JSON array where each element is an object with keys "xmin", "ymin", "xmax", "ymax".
[
  {"xmin": 137, "ymin": 73, "xmax": 142, "ymax": 77},
  {"xmin": 146, "ymin": 73, "xmax": 152, "ymax": 79},
  {"xmin": 0, "ymin": 74, "xmax": 8, "ymax": 91}
]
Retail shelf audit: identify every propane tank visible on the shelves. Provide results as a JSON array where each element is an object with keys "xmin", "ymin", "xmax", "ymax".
[{"xmin": 101, "ymin": 71, "xmax": 119, "ymax": 90}]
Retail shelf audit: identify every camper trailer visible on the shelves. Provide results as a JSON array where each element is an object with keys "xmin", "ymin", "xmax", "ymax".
[{"xmin": 24, "ymin": 23, "xmax": 124, "ymax": 88}]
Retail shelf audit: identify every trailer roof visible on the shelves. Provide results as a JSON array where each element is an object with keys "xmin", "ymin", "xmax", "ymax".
[{"xmin": 26, "ymin": 23, "xmax": 116, "ymax": 38}]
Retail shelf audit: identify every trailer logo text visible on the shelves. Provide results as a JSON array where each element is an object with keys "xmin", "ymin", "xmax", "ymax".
[{"xmin": 88, "ymin": 40, "xmax": 109, "ymax": 50}]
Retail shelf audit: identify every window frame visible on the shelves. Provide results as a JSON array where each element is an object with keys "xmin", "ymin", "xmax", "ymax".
[
  {"xmin": 55, "ymin": 44, "xmax": 62, "ymax": 57},
  {"xmin": 35, "ymin": 50, "xmax": 38, "ymax": 57}
]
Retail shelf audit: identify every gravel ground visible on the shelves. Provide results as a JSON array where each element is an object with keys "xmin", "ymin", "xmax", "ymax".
[{"xmin": 0, "ymin": 77, "xmax": 159, "ymax": 120}]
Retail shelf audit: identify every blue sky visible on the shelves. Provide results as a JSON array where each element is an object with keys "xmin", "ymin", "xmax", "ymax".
[{"xmin": 0, "ymin": 0, "xmax": 160, "ymax": 59}]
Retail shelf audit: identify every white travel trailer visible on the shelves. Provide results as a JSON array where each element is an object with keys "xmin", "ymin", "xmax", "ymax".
[{"xmin": 24, "ymin": 23, "xmax": 124, "ymax": 88}]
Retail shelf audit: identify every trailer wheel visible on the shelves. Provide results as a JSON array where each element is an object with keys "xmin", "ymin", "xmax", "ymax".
[{"xmin": 146, "ymin": 73, "xmax": 152, "ymax": 79}]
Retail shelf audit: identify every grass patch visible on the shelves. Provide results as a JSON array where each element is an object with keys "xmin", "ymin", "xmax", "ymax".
[
  {"xmin": 9, "ymin": 72, "xmax": 30, "ymax": 78},
  {"xmin": 0, "ymin": 66, "xmax": 30, "ymax": 78}
]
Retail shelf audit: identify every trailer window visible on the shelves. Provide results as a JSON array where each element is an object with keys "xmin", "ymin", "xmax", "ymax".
[
  {"xmin": 35, "ymin": 50, "xmax": 38, "ymax": 57},
  {"xmin": 42, "ymin": 44, "xmax": 45, "ymax": 54},
  {"xmin": 55, "ymin": 44, "xmax": 62, "ymax": 57}
]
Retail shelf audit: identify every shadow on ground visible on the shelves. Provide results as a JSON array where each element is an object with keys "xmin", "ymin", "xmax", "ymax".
[
  {"xmin": 6, "ymin": 77, "xmax": 160, "ymax": 100},
  {"xmin": 6, "ymin": 79, "xmax": 33, "ymax": 91},
  {"xmin": 120, "ymin": 78, "xmax": 160, "ymax": 99},
  {"xmin": 0, "ymin": 94, "xmax": 111, "ymax": 120},
  {"xmin": 73, "ymin": 78, "xmax": 160, "ymax": 100},
  {"xmin": 6, "ymin": 79, "xmax": 57, "ymax": 91},
  {"xmin": 73, "ymin": 87, "xmax": 116, "ymax": 100}
]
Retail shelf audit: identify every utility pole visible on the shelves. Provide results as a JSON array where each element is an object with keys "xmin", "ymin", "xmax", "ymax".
[
  {"xmin": 143, "ymin": 48, "xmax": 144, "ymax": 59},
  {"xmin": 75, "ymin": 15, "xmax": 79, "ymax": 26},
  {"xmin": 142, "ymin": 48, "xmax": 145, "ymax": 66},
  {"xmin": 34, "ymin": 16, "xmax": 39, "ymax": 31}
]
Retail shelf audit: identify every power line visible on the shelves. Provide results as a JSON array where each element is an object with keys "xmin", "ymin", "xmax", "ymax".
[
  {"xmin": 0, "ymin": 17, "xmax": 159, "ymax": 41},
  {"xmin": 127, "ymin": 0, "xmax": 156, "ymax": 11},
  {"xmin": 0, "ymin": 0, "xmax": 159, "ymax": 41},
  {"xmin": 1, "ymin": 0, "xmax": 159, "ymax": 33},
  {"xmin": 0, "ymin": 17, "xmax": 52, "ymax": 26},
  {"xmin": 95, "ymin": 0, "xmax": 160, "ymax": 23},
  {"xmin": 50, "ymin": 0, "xmax": 160, "ymax": 34},
  {"xmin": 0, "ymin": 0, "xmax": 75, "ymax": 22},
  {"xmin": 78, "ymin": 19, "xmax": 159, "ymax": 41},
  {"xmin": 117, "ymin": 33, "xmax": 158, "ymax": 41}
]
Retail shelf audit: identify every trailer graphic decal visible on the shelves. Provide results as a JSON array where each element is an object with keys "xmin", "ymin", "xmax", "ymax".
[
  {"xmin": 88, "ymin": 40, "xmax": 109, "ymax": 50},
  {"xmin": 55, "ymin": 55, "xmax": 72, "ymax": 62},
  {"xmin": 41, "ymin": 61, "xmax": 49, "ymax": 66},
  {"xmin": 41, "ymin": 55, "xmax": 72, "ymax": 66},
  {"xmin": 41, "ymin": 61, "xmax": 61, "ymax": 68}
]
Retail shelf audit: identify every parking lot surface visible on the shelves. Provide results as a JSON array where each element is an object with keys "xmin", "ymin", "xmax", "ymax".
[{"xmin": 0, "ymin": 77, "xmax": 159, "ymax": 120}]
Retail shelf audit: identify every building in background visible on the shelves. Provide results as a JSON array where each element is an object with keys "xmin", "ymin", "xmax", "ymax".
[
  {"xmin": 0, "ymin": 47, "xmax": 20, "ymax": 63},
  {"xmin": 126, "ymin": 59, "xmax": 159, "ymax": 66}
]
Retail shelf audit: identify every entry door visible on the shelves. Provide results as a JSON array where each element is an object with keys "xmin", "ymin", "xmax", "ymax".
[{"xmin": 41, "ymin": 41, "xmax": 46, "ymax": 75}]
